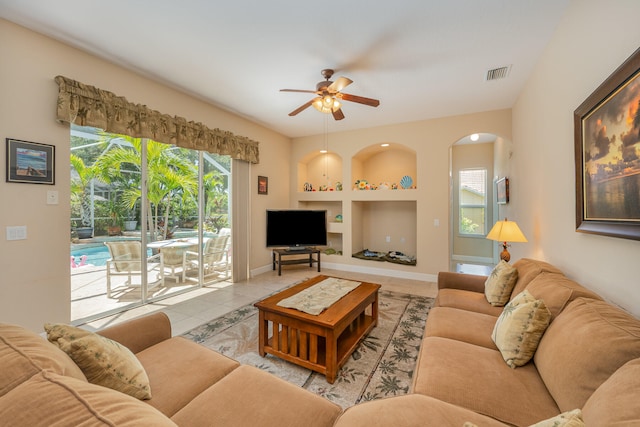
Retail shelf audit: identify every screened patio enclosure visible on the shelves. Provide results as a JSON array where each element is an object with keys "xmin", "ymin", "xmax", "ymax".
[{"xmin": 70, "ymin": 125, "xmax": 232, "ymax": 323}]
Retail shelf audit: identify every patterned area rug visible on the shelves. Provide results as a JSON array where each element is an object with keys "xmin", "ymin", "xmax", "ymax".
[{"xmin": 183, "ymin": 287, "xmax": 434, "ymax": 409}]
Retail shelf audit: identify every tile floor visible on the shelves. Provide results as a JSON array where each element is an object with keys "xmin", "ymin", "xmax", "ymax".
[{"xmin": 82, "ymin": 265, "xmax": 439, "ymax": 336}]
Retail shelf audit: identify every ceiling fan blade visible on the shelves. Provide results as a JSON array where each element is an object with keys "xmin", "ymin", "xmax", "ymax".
[
  {"xmin": 332, "ymin": 108, "xmax": 345, "ymax": 121},
  {"xmin": 327, "ymin": 77, "xmax": 353, "ymax": 93},
  {"xmin": 337, "ymin": 93, "xmax": 380, "ymax": 107},
  {"xmin": 288, "ymin": 99, "xmax": 315, "ymax": 116},
  {"xmin": 280, "ymin": 89, "xmax": 318, "ymax": 94}
]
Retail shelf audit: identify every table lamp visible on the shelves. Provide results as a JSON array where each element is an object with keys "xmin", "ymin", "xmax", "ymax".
[{"xmin": 486, "ymin": 218, "xmax": 527, "ymax": 262}]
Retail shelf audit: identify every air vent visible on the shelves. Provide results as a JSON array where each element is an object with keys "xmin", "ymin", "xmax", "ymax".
[{"xmin": 486, "ymin": 65, "xmax": 511, "ymax": 81}]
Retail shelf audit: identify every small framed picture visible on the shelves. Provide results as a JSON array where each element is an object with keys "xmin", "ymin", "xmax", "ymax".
[
  {"xmin": 496, "ymin": 177, "xmax": 509, "ymax": 204},
  {"xmin": 6, "ymin": 138, "xmax": 55, "ymax": 185},
  {"xmin": 258, "ymin": 175, "xmax": 268, "ymax": 195}
]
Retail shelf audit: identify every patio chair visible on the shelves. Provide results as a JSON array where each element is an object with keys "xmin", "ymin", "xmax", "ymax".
[
  {"xmin": 182, "ymin": 234, "xmax": 230, "ymax": 282},
  {"xmin": 160, "ymin": 242, "xmax": 195, "ymax": 283},
  {"xmin": 104, "ymin": 241, "xmax": 164, "ymax": 297}
]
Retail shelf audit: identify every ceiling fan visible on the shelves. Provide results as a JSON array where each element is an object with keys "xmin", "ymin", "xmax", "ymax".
[{"xmin": 280, "ymin": 69, "xmax": 380, "ymax": 120}]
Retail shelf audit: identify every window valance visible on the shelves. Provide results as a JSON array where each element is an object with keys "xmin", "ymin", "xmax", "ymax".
[{"xmin": 55, "ymin": 75, "xmax": 259, "ymax": 164}]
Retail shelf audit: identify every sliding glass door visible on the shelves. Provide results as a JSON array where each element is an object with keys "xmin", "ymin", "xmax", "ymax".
[{"xmin": 70, "ymin": 126, "xmax": 231, "ymax": 323}]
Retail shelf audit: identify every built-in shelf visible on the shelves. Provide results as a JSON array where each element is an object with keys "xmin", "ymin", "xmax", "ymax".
[
  {"xmin": 327, "ymin": 222, "xmax": 344, "ymax": 234},
  {"xmin": 351, "ymin": 144, "xmax": 417, "ymax": 191},
  {"xmin": 295, "ymin": 143, "xmax": 418, "ymax": 269},
  {"xmin": 297, "ymin": 151, "xmax": 343, "ymax": 193}
]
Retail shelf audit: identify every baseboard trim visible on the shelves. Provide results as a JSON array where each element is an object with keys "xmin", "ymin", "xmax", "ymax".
[{"xmin": 250, "ymin": 261, "xmax": 437, "ymax": 283}]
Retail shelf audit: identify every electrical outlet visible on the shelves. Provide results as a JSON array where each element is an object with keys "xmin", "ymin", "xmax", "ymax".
[{"xmin": 385, "ymin": 236, "xmax": 391, "ymax": 243}]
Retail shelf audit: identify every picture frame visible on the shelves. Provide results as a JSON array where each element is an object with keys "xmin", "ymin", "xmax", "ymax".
[
  {"xmin": 574, "ymin": 47, "xmax": 640, "ymax": 241},
  {"xmin": 258, "ymin": 175, "xmax": 268, "ymax": 195},
  {"xmin": 6, "ymin": 138, "xmax": 55, "ymax": 185},
  {"xmin": 496, "ymin": 177, "xmax": 509, "ymax": 204}
]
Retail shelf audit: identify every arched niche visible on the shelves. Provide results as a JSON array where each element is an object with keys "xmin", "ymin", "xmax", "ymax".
[
  {"xmin": 297, "ymin": 150, "xmax": 343, "ymax": 192},
  {"xmin": 351, "ymin": 142, "xmax": 417, "ymax": 190}
]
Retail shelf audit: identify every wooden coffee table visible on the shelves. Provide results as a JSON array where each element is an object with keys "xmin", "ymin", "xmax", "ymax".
[{"xmin": 254, "ymin": 275, "xmax": 380, "ymax": 383}]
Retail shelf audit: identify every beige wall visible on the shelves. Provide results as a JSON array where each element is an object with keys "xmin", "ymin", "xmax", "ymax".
[
  {"xmin": 512, "ymin": 0, "xmax": 640, "ymax": 316},
  {"xmin": 0, "ymin": 19, "xmax": 290, "ymax": 331}
]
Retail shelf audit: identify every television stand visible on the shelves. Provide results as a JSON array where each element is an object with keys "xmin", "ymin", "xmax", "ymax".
[{"xmin": 272, "ymin": 248, "xmax": 321, "ymax": 276}]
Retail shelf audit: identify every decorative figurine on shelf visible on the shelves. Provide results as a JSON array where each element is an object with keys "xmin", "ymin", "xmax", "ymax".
[
  {"xmin": 335, "ymin": 182, "xmax": 343, "ymax": 191},
  {"xmin": 319, "ymin": 185, "xmax": 328, "ymax": 191},
  {"xmin": 391, "ymin": 183, "xmax": 399, "ymax": 190},
  {"xmin": 378, "ymin": 182, "xmax": 390, "ymax": 190},
  {"xmin": 400, "ymin": 175, "xmax": 413, "ymax": 189},
  {"xmin": 355, "ymin": 179, "xmax": 369, "ymax": 190},
  {"xmin": 304, "ymin": 182, "xmax": 313, "ymax": 191},
  {"xmin": 335, "ymin": 214, "xmax": 343, "ymax": 222}
]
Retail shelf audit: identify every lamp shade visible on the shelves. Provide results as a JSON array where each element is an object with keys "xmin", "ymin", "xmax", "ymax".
[{"xmin": 486, "ymin": 218, "xmax": 527, "ymax": 243}]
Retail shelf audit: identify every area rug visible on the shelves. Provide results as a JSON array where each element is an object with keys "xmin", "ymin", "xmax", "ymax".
[{"xmin": 182, "ymin": 286, "xmax": 434, "ymax": 409}]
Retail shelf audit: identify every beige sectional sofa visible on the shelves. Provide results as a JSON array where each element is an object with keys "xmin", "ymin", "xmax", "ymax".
[
  {"xmin": 0, "ymin": 311, "xmax": 342, "ymax": 426},
  {"xmin": 2, "ymin": 258, "xmax": 639, "ymax": 426},
  {"xmin": 336, "ymin": 258, "xmax": 640, "ymax": 426}
]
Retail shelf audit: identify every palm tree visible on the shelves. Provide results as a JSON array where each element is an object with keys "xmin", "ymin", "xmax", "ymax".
[
  {"xmin": 70, "ymin": 154, "xmax": 98, "ymax": 230},
  {"xmin": 94, "ymin": 136, "xmax": 197, "ymax": 241},
  {"xmin": 203, "ymin": 170, "xmax": 226, "ymax": 218}
]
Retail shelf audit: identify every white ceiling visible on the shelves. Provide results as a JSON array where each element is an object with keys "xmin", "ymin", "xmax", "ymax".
[{"xmin": 0, "ymin": 0, "xmax": 569, "ymax": 138}]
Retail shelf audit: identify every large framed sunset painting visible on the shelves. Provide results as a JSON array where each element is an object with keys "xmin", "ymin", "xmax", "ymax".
[{"xmin": 574, "ymin": 47, "xmax": 640, "ymax": 241}]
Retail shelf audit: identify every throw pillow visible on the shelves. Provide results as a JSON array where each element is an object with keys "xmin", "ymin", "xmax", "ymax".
[
  {"xmin": 463, "ymin": 409, "xmax": 584, "ymax": 427},
  {"xmin": 491, "ymin": 290, "xmax": 551, "ymax": 368},
  {"xmin": 44, "ymin": 323, "xmax": 151, "ymax": 400},
  {"xmin": 529, "ymin": 409, "xmax": 584, "ymax": 427},
  {"xmin": 484, "ymin": 260, "xmax": 519, "ymax": 306}
]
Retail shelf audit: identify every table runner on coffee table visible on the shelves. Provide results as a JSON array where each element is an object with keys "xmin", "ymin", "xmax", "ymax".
[{"xmin": 276, "ymin": 277, "xmax": 361, "ymax": 315}]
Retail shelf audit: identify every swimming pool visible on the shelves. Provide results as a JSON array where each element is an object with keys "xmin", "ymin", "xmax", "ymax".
[
  {"xmin": 70, "ymin": 245, "xmax": 152, "ymax": 268},
  {"xmin": 70, "ymin": 245, "xmax": 111, "ymax": 267}
]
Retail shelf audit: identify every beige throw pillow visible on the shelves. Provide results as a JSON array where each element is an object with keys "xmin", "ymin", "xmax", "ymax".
[
  {"xmin": 463, "ymin": 409, "xmax": 583, "ymax": 427},
  {"xmin": 44, "ymin": 323, "xmax": 151, "ymax": 400},
  {"xmin": 485, "ymin": 260, "xmax": 519, "ymax": 306},
  {"xmin": 491, "ymin": 290, "xmax": 551, "ymax": 368},
  {"xmin": 529, "ymin": 409, "xmax": 584, "ymax": 427}
]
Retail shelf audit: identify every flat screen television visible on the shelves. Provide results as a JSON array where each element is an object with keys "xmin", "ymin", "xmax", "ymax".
[{"xmin": 266, "ymin": 209, "xmax": 327, "ymax": 250}]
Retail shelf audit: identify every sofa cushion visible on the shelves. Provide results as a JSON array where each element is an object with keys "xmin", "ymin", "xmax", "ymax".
[
  {"xmin": 436, "ymin": 288, "xmax": 504, "ymax": 316},
  {"xmin": 44, "ymin": 323, "xmax": 151, "ymax": 400},
  {"xmin": 484, "ymin": 260, "xmax": 518, "ymax": 306},
  {"xmin": 0, "ymin": 370, "xmax": 176, "ymax": 426},
  {"xmin": 412, "ymin": 337, "xmax": 560, "ymax": 426},
  {"xmin": 0, "ymin": 323, "xmax": 86, "ymax": 397},
  {"xmin": 525, "ymin": 272, "xmax": 602, "ymax": 320},
  {"xmin": 136, "ymin": 336, "xmax": 240, "ymax": 417},
  {"xmin": 509, "ymin": 258, "xmax": 563, "ymax": 302},
  {"xmin": 492, "ymin": 290, "xmax": 551, "ymax": 368},
  {"xmin": 582, "ymin": 357, "xmax": 640, "ymax": 425},
  {"xmin": 171, "ymin": 365, "xmax": 342, "ymax": 427},
  {"xmin": 534, "ymin": 298, "xmax": 640, "ymax": 412},
  {"xmin": 335, "ymin": 394, "xmax": 509, "ymax": 427},
  {"xmin": 424, "ymin": 307, "xmax": 498, "ymax": 349}
]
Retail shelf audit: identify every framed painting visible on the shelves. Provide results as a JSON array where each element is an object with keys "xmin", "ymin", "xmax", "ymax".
[
  {"xmin": 496, "ymin": 177, "xmax": 509, "ymax": 204},
  {"xmin": 6, "ymin": 138, "xmax": 55, "ymax": 185},
  {"xmin": 574, "ymin": 47, "xmax": 640, "ymax": 241},
  {"xmin": 258, "ymin": 175, "xmax": 268, "ymax": 195}
]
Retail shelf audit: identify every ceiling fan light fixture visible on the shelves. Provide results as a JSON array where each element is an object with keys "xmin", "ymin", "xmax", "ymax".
[{"xmin": 312, "ymin": 96, "xmax": 341, "ymax": 113}]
